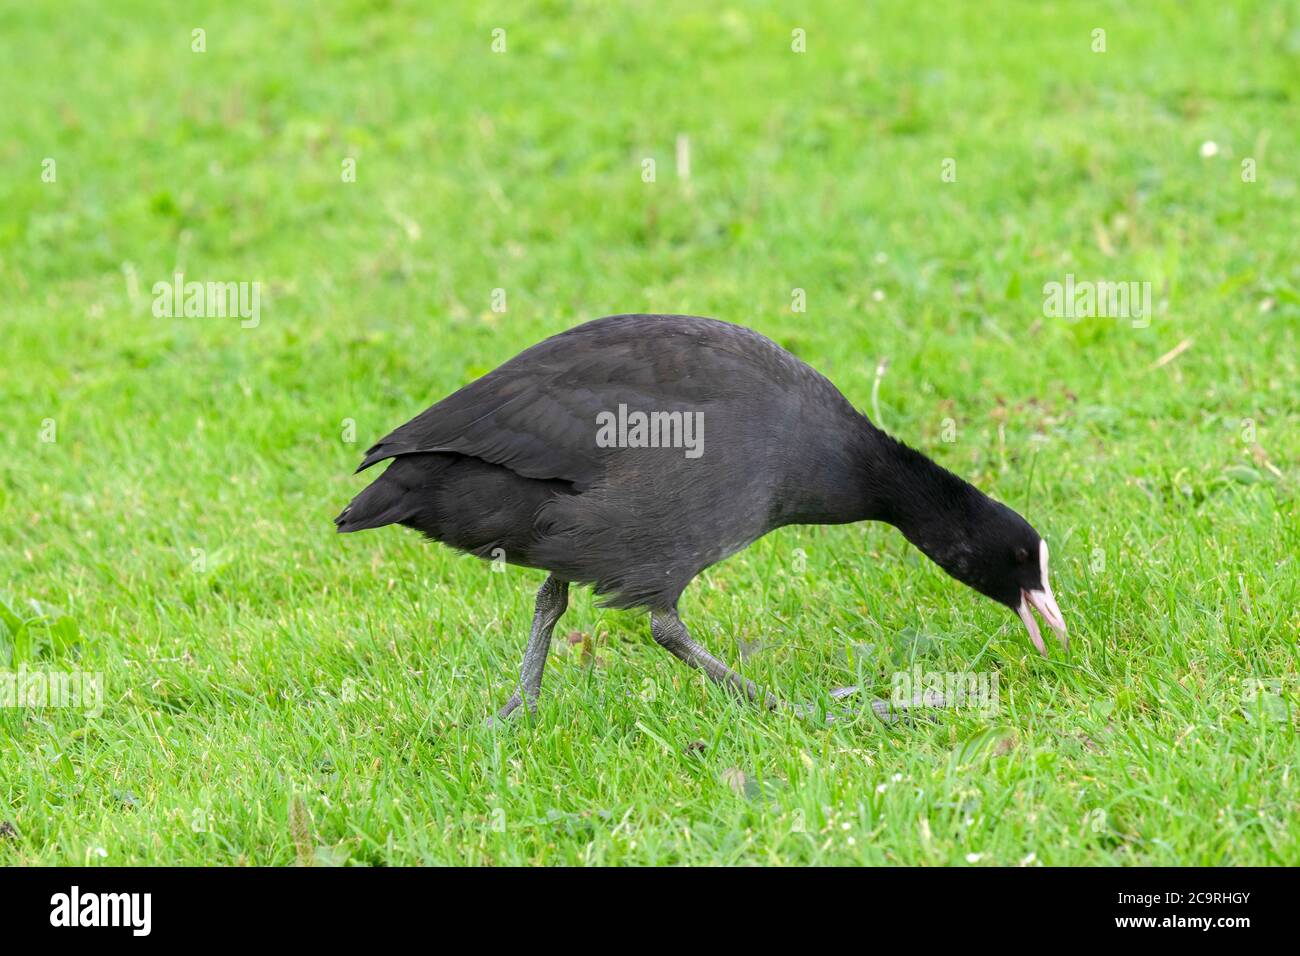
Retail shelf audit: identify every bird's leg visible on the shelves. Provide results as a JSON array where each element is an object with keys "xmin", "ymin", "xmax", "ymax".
[
  {"xmin": 490, "ymin": 576, "xmax": 569, "ymax": 724},
  {"xmin": 649, "ymin": 609, "xmax": 779, "ymax": 709},
  {"xmin": 792, "ymin": 687, "xmax": 949, "ymax": 724},
  {"xmin": 649, "ymin": 609, "xmax": 944, "ymax": 723}
]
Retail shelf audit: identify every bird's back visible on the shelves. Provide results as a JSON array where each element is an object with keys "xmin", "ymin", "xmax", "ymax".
[
  {"xmin": 356, "ymin": 314, "xmax": 842, "ymax": 479},
  {"xmin": 341, "ymin": 314, "xmax": 870, "ymax": 609}
]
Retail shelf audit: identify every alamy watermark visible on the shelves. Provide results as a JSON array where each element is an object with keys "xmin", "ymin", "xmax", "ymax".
[
  {"xmin": 1043, "ymin": 274, "xmax": 1151, "ymax": 328},
  {"xmin": 1, "ymin": 666, "xmax": 104, "ymax": 717},
  {"xmin": 50, "ymin": 886, "xmax": 151, "ymax": 936},
  {"xmin": 892, "ymin": 665, "xmax": 999, "ymax": 714},
  {"xmin": 152, "ymin": 272, "xmax": 260, "ymax": 328},
  {"xmin": 595, "ymin": 404, "xmax": 704, "ymax": 459}
]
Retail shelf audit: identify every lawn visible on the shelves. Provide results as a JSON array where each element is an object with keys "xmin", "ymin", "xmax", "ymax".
[{"xmin": 1, "ymin": 0, "xmax": 1297, "ymax": 865}]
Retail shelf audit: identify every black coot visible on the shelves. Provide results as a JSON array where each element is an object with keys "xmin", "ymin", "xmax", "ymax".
[{"xmin": 337, "ymin": 314, "xmax": 1067, "ymax": 719}]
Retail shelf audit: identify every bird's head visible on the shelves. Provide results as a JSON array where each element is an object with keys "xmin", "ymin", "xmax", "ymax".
[
  {"xmin": 903, "ymin": 494, "xmax": 1068, "ymax": 656},
  {"xmin": 956, "ymin": 502, "xmax": 1067, "ymax": 656}
]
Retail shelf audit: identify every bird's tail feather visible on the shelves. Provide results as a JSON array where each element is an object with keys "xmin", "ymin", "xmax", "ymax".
[{"xmin": 334, "ymin": 468, "xmax": 417, "ymax": 533}]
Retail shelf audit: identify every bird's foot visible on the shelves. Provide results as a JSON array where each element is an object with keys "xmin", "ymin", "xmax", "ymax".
[
  {"xmin": 485, "ymin": 692, "xmax": 535, "ymax": 728},
  {"xmin": 787, "ymin": 686, "xmax": 948, "ymax": 724}
]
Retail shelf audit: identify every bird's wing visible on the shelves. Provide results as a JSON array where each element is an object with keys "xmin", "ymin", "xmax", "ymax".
[{"xmin": 354, "ymin": 315, "xmax": 807, "ymax": 489}]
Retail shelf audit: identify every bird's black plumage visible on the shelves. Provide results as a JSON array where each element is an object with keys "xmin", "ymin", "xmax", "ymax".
[{"xmin": 337, "ymin": 314, "xmax": 1067, "ymax": 715}]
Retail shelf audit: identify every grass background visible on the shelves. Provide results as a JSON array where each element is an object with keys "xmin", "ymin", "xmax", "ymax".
[{"xmin": 1, "ymin": 0, "xmax": 1298, "ymax": 865}]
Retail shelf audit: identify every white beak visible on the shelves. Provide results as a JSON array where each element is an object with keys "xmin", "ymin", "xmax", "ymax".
[
  {"xmin": 1016, "ymin": 541, "xmax": 1068, "ymax": 657},
  {"xmin": 1018, "ymin": 588, "xmax": 1068, "ymax": 656}
]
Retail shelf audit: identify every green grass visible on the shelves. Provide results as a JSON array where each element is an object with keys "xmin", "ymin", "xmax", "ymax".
[{"xmin": 2, "ymin": 0, "xmax": 1298, "ymax": 865}]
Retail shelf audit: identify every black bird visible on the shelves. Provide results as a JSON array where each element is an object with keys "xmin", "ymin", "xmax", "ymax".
[{"xmin": 336, "ymin": 314, "xmax": 1068, "ymax": 720}]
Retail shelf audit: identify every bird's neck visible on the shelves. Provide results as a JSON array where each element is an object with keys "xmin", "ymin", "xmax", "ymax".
[
  {"xmin": 776, "ymin": 412, "xmax": 988, "ymax": 567},
  {"xmin": 852, "ymin": 420, "xmax": 987, "ymax": 568}
]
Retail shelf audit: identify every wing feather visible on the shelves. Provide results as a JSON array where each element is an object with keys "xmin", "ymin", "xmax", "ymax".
[{"xmin": 354, "ymin": 314, "xmax": 810, "ymax": 490}]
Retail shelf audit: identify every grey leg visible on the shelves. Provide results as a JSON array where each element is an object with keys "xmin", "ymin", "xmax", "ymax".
[
  {"xmin": 491, "ymin": 576, "xmax": 569, "ymax": 723},
  {"xmin": 649, "ymin": 608, "xmax": 945, "ymax": 723},
  {"xmin": 649, "ymin": 609, "xmax": 779, "ymax": 709},
  {"xmin": 792, "ymin": 687, "xmax": 948, "ymax": 724}
]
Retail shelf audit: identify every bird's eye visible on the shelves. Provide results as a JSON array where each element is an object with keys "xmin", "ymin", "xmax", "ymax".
[{"xmin": 1013, "ymin": 547, "xmax": 1029, "ymax": 564}]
